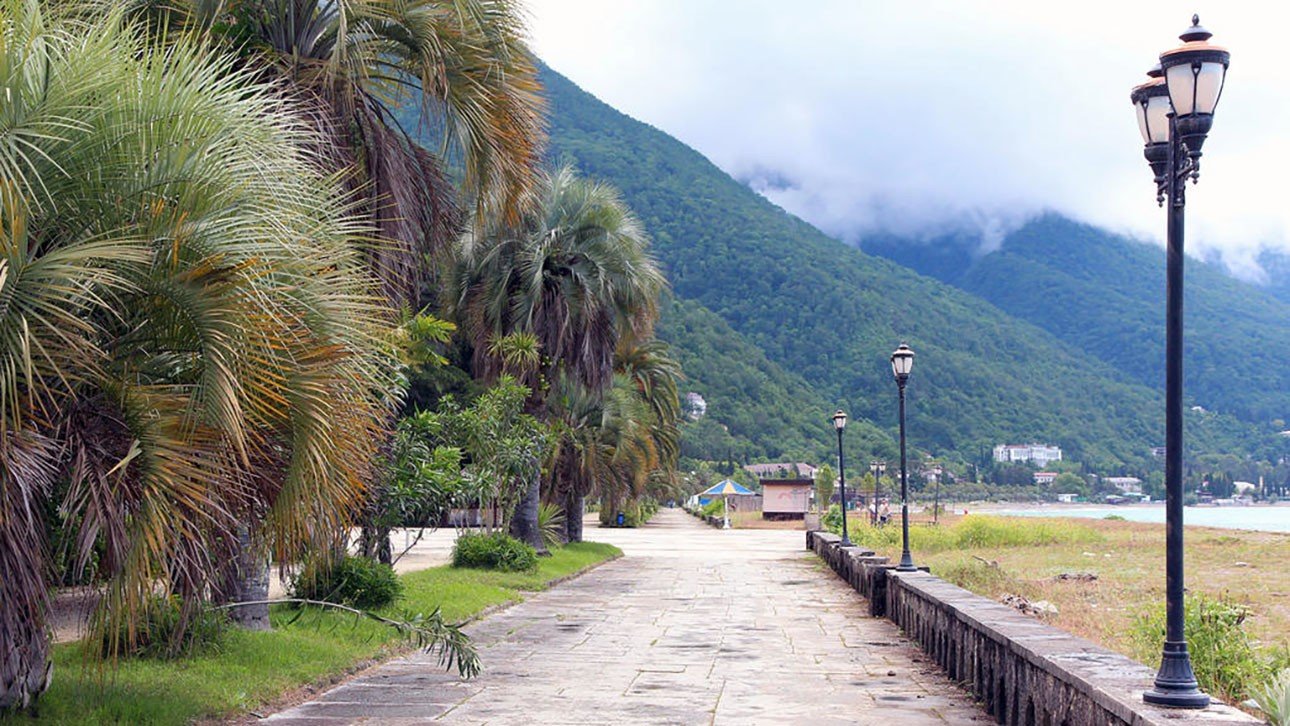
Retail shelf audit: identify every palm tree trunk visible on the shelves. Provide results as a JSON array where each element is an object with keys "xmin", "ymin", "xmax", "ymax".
[
  {"xmin": 0, "ymin": 564, "xmax": 51, "ymax": 712},
  {"xmin": 1, "ymin": 466, "xmax": 53, "ymax": 712},
  {"xmin": 509, "ymin": 470, "xmax": 549, "ymax": 555},
  {"xmin": 222, "ymin": 524, "xmax": 271, "ymax": 631},
  {"xmin": 564, "ymin": 489, "xmax": 584, "ymax": 543}
]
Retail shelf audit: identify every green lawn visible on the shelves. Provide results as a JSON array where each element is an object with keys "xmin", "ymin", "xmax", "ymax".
[{"xmin": 8, "ymin": 541, "xmax": 621, "ymax": 725}]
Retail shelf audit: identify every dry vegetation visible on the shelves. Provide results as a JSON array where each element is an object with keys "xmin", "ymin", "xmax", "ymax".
[{"xmin": 853, "ymin": 515, "xmax": 1289, "ymax": 656}]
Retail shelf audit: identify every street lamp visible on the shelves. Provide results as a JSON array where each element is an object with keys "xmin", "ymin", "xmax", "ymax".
[
  {"xmin": 832, "ymin": 410, "xmax": 852, "ymax": 546},
  {"xmin": 869, "ymin": 460, "xmax": 886, "ymax": 525},
  {"xmin": 1129, "ymin": 15, "xmax": 1229, "ymax": 711},
  {"xmin": 932, "ymin": 463, "xmax": 942, "ymax": 526},
  {"xmin": 890, "ymin": 343, "xmax": 916, "ymax": 572}
]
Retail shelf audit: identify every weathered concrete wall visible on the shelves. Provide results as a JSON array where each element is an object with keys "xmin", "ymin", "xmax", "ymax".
[{"xmin": 804, "ymin": 530, "xmax": 1258, "ymax": 725}]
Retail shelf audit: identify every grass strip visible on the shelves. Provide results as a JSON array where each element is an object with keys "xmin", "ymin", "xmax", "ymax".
[{"xmin": 9, "ymin": 541, "xmax": 621, "ymax": 725}]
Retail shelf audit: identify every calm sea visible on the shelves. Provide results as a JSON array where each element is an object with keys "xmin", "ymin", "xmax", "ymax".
[{"xmin": 986, "ymin": 505, "xmax": 1290, "ymax": 533}]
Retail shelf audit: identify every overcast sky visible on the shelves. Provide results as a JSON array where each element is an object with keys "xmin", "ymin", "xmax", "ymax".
[{"xmin": 528, "ymin": 1, "xmax": 1290, "ymax": 282}]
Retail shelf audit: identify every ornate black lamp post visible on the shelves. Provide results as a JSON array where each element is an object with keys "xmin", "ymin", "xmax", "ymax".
[
  {"xmin": 890, "ymin": 344, "xmax": 916, "ymax": 572},
  {"xmin": 1129, "ymin": 15, "xmax": 1230, "ymax": 710},
  {"xmin": 869, "ymin": 460, "xmax": 886, "ymax": 525},
  {"xmin": 832, "ymin": 410, "xmax": 852, "ymax": 546}
]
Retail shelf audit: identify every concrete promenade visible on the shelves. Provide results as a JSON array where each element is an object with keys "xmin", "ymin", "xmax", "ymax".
[{"xmin": 264, "ymin": 509, "xmax": 985, "ymax": 724}]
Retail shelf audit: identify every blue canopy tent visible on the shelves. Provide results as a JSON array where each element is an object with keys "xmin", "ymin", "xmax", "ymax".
[{"xmin": 698, "ymin": 479, "xmax": 753, "ymax": 529}]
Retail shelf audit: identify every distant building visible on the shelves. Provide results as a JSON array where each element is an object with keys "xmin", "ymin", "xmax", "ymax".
[
  {"xmin": 683, "ymin": 392, "xmax": 707, "ymax": 420},
  {"xmin": 1234, "ymin": 481, "xmax": 1258, "ymax": 495},
  {"xmin": 923, "ymin": 463, "xmax": 955, "ymax": 485},
  {"xmin": 744, "ymin": 462, "xmax": 818, "ymax": 480},
  {"xmin": 761, "ymin": 478, "xmax": 813, "ymax": 520},
  {"xmin": 1151, "ymin": 446, "xmax": 1168, "ymax": 458},
  {"xmin": 1056, "ymin": 493, "xmax": 1080, "ymax": 503},
  {"xmin": 1033, "ymin": 471, "xmax": 1058, "ymax": 485},
  {"xmin": 993, "ymin": 443, "xmax": 1063, "ymax": 466},
  {"xmin": 1104, "ymin": 477, "xmax": 1143, "ymax": 494}
]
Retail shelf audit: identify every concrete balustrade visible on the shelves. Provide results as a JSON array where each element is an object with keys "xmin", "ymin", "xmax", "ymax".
[{"xmin": 805, "ymin": 530, "xmax": 1258, "ymax": 725}]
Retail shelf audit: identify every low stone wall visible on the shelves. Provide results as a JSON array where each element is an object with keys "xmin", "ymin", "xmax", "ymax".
[{"xmin": 805, "ymin": 530, "xmax": 1257, "ymax": 725}]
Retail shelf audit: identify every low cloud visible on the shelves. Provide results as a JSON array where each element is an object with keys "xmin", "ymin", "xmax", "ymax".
[{"xmin": 530, "ymin": 1, "xmax": 1290, "ymax": 283}]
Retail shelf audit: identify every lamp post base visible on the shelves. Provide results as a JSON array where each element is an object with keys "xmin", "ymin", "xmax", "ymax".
[
  {"xmin": 896, "ymin": 552, "xmax": 917, "ymax": 572},
  {"xmin": 1144, "ymin": 642, "xmax": 1209, "ymax": 709}
]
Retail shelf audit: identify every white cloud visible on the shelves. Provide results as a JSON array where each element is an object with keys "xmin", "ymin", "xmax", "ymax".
[{"xmin": 527, "ymin": 1, "xmax": 1290, "ymax": 280}]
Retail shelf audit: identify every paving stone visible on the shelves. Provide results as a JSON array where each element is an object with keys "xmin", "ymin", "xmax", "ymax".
[{"xmin": 265, "ymin": 510, "xmax": 984, "ymax": 724}]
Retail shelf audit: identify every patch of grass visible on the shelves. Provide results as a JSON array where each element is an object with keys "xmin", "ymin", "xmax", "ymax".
[
  {"xmin": 6, "ymin": 542, "xmax": 620, "ymax": 725},
  {"xmin": 838, "ymin": 514, "xmax": 1103, "ymax": 553}
]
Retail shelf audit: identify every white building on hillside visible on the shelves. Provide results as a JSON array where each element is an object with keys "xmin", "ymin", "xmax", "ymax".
[
  {"xmin": 993, "ymin": 443, "xmax": 1063, "ymax": 467},
  {"xmin": 1104, "ymin": 477, "xmax": 1142, "ymax": 494},
  {"xmin": 683, "ymin": 392, "xmax": 707, "ymax": 420}
]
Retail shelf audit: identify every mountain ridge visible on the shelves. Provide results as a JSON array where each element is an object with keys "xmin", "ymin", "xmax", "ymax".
[{"xmin": 536, "ymin": 63, "xmax": 1276, "ymax": 469}]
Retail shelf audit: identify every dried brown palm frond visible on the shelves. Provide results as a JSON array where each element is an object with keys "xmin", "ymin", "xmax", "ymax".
[{"xmin": 122, "ymin": 0, "xmax": 547, "ymax": 307}]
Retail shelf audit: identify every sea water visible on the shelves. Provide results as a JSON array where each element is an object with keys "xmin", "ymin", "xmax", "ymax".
[{"xmin": 986, "ymin": 505, "xmax": 1290, "ymax": 533}]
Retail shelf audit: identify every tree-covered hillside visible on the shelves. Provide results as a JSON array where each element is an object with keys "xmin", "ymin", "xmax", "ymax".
[
  {"xmin": 536, "ymin": 64, "xmax": 1260, "ymax": 468},
  {"xmin": 660, "ymin": 297, "xmax": 894, "ymax": 465},
  {"xmin": 862, "ymin": 214, "xmax": 1290, "ymax": 428}
]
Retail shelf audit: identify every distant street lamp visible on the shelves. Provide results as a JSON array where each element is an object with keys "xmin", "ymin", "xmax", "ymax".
[
  {"xmin": 932, "ymin": 464, "xmax": 942, "ymax": 526},
  {"xmin": 890, "ymin": 343, "xmax": 916, "ymax": 572},
  {"xmin": 1129, "ymin": 15, "xmax": 1229, "ymax": 710},
  {"xmin": 832, "ymin": 410, "xmax": 852, "ymax": 546},
  {"xmin": 870, "ymin": 460, "xmax": 886, "ymax": 525}
]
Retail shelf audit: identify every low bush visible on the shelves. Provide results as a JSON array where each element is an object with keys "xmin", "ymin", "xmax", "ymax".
[
  {"xmin": 538, "ymin": 502, "xmax": 566, "ymax": 550},
  {"xmin": 452, "ymin": 532, "xmax": 538, "ymax": 572},
  {"xmin": 699, "ymin": 498, "xmax": 726, "ymax": 518},
  {"xmin": 832, "ymin": 514, "xmax": 1103, "ymax": 553},
  {"xmin": 292, "ymin": 555, "xmax": 404, "ymax": 609},
  {"xmin": 1130, "ymin": 593, "xmax": 1274, "ymax": 704},
  {"xmin": 1256, "ymin": 668, "xmax": 1290, "ymax": 726},
  {"xmin": 97, "ymin": 595, "xmax": 226, "ymax": 659}
]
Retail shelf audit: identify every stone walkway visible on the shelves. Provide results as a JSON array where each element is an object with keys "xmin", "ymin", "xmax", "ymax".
[{"xmin": 264, "ymin": 510, "xmax": 985, "ymax": 724}]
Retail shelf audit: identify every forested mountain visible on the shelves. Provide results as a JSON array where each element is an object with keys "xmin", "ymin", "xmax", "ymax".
[
  {"xmin": 861, "ymin": 214, "xmax": 1290, "ymax": 429},
  {"xmin": 659, "ymin": 297, "xmax": 893, "ymax": 464},
  {"xmin": 534, "ymin": 64, "xmax": 1271, "ymax": 469}
]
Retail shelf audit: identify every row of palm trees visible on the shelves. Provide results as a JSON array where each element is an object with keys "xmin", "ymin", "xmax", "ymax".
[{"xmin": 0, "ymin": 0, "xmax": 680, "ymax": 711}]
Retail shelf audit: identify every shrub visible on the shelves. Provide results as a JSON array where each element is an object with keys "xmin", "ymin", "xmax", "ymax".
[
  {"xmin": 700, "ymin": 498, "xmax": 726, "ymax": 518},
  {"xmin": 822, "ymin": 503, "xmax": 841, "ymax": 531},
  {"xmin": 1256, "ymin": 669, "xmax": 1290, "ymax": 726},
  {"xmin": 98, "ymin": 596, "xmax": 226, "ymax": 659},
  {"xmin": 452, "ymin": 532, "xmax": 538, "ymax": 572},
  {"xmin": 292, "ymin": 555, "xmax": 404, "ymax": 610},
  {"xmin": 1103, "ymin": 514, "xmax": 1126, "ymax": 521},
  {"xmin": 1130, "ymin": 594, "xmax": 1271, "ymax": 703},
  {"xmin": 538, "ymin": 502, "xmax": 566, "ymax": 550}
]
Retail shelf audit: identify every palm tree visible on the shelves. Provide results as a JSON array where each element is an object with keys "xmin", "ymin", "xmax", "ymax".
[
  {"xmin": 551, "ymin": 341, "xmax": 682, "ymax": 540},
  {"xmin": 591, "ymin": 344, "xmax": 684, "ymax": 532},
  {"xmin": 451, "ymin": 166, "xmax": 666, "ymax": 546},
  {"xmin": 0, "ymin": 4, "xmax": 395, "ymax": 709},
  {"xmin": 133, "ymin": 0, "xmax": 547, "ymax": 307},
  {"xmin": 544, "ymin": 374, "xmax": 612, "ymax": 542}
]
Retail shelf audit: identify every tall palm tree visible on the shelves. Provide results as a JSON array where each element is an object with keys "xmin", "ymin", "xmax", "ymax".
[
  {"xmin": 0, "ymin": 4, "xmax": 395, "ymax": 710},
  {"xmin": 451, "ymin": 166, "xmax": 666, "ymax": 546},
  {"xmin": 132, "ymin": 0, "xmax": 547, "ymax": 307},
  {"xmin": 548, "ymin": 341, "xmax": 682, "ymax": 541}
]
